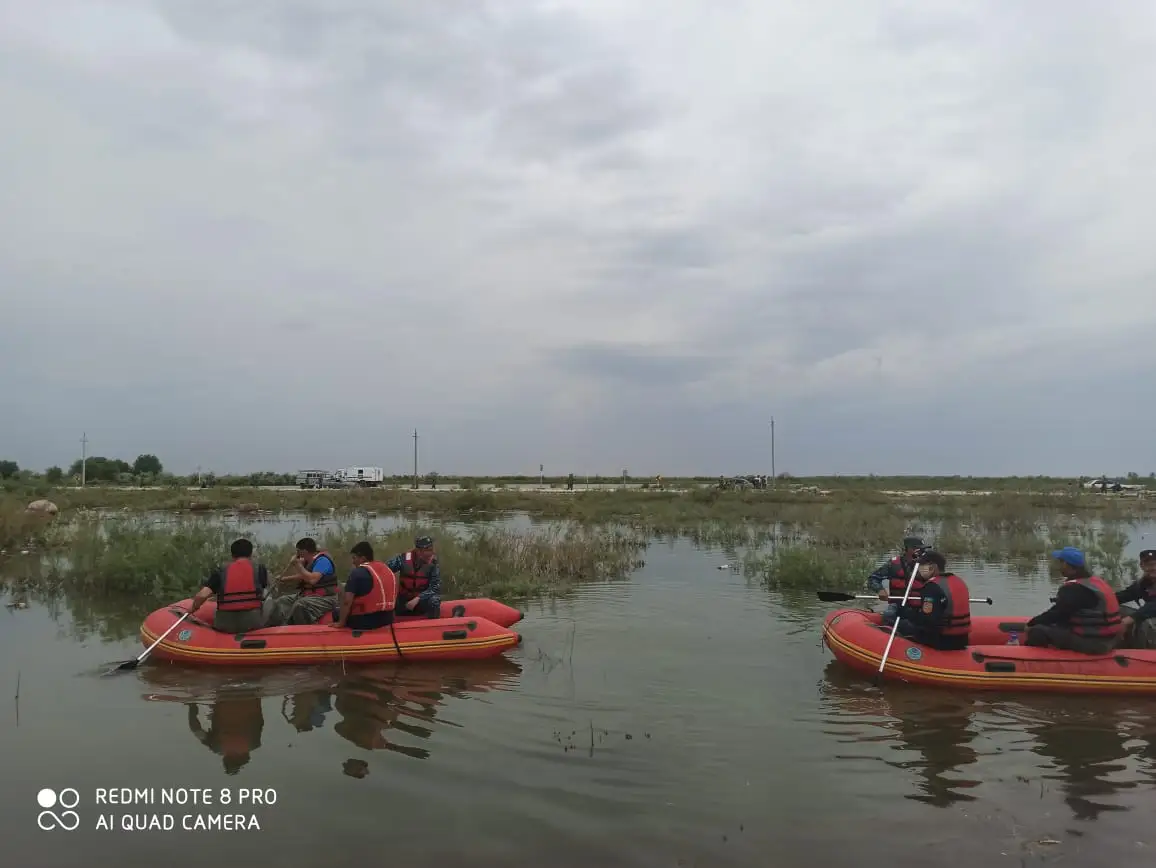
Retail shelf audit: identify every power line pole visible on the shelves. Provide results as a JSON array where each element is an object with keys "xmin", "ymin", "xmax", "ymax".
[
  {"xmin": 412, "ymin": 429, "xmax": 419, "ymax": 490},
  {"xmin": 770, "ymin": 417, "xmax": 776, "ymax": 488},
  {"xmin": 80, "ymin": 432, "xmax": 88, "ymax": 487}
]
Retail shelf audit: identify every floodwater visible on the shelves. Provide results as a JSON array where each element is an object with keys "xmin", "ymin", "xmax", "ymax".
[{"xmin": 3, "ymin": 518, "xmax": 1156, "ymax": 867}]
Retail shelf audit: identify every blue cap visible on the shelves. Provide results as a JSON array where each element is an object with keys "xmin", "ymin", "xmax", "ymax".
[{"xmin": 1051, "ymin": 546, "xmax": 1086, "ymax": 568}]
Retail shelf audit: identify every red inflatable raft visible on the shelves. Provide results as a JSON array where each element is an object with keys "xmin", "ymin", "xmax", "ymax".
[
  {"xmin": 823, "ymin": 608, "xmax": 1156, "ymax": 695},
  {"xmin": 139, "ymin": 600, "xmax": 521, "ymax": 666},
  {"xmin": 188, "ymin": 596, "xmax": 523, "ymax": 629}
]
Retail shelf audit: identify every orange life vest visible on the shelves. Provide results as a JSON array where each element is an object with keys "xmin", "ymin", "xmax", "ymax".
[
  {"xmin": 217, "ymin": 559, "xmax": 263, "ymax": 611},
  {"xmin": 398, "ymin": 549, "xmax": 436, "ymax": 597},
  {"xmin": 300, "ymin": 550, "xmax": 338, "ymax": 597},
  {"xmin": 1067, "ymin": 575, "xmax": 1123, "ymax": 638},
  {"xmin": 927, "ymin": 572, "xmax": 971, "ymax": 637},
  {"xmin": 351, "ymin": 561, "xmax": 397, "ymax": 616},
  {"xmin": 887, "ymin": 557, "xmax": 926, "ymax": 600}
]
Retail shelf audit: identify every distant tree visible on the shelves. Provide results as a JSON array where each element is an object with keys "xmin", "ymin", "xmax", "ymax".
[
  {"xmin": 0, "ymin": 460, "xmax": 18, "ymax": 479},
  {"xmin": 132, "ymin": 454, "xmax": 163, "ymax": 476},
  {"xmin": 45, "ymin": 466, "xmax": 64, "ymax": 483},
  {"xmin": 67, "ymin": 456, "xmax": 133, "ymax": 482}
]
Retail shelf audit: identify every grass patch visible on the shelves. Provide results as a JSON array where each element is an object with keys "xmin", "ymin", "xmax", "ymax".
[
  {"xmin": 22, "ymin": 516, "xmax": 649, "ymax": 607},
  {"xmin": 743, "ymin": 544, "xmax": 878, "ymax": 590}
]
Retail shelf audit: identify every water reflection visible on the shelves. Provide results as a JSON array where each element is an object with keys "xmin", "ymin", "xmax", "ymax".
[
  {"xmin": 1029, "ymin": 712, "xmax": 1137, "ymax": 821},
  {"xmin": 138, "ymin": 659, "xmax": 522, "ymax": 773},
  {"xmin": 332, "ymin": 660, "xmax": 522, "ymax": 759},
  {"xmin": 820, "ymin": 662, "xmax": 981, "ymax": 806},
  {"xmin": 186, "ymin": 691, "xmax": 265, "ymax": 775}
]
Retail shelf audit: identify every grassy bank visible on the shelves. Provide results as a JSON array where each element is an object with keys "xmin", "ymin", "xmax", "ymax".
[{"xmin": 10, "ymin": 516, "xmax": 648, "ymax": 606}]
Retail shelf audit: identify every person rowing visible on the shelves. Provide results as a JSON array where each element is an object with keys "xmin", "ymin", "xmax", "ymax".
[
  {"xmin": 866, "ymin": 536, "xmax": 926, "ymax": 626},
  {"xmin": 892, "ymin": 550, "xmax": 972, "ymax": 651}
]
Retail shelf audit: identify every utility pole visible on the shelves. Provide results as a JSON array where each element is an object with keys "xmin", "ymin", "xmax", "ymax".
[
  {"xmin": 770, "ymin": 417, "xmax": 776, "ymax": 488},
  {"xmin": 540, "ymin": 463, "xmax": 544, "ymax": 487},
  {"xmin": 80, "ymin": 432, "xmax": 88, "ymax": 487},
  {"xmin": 412, "ymin": 429, "xmax": 419, "ymax": 490}
]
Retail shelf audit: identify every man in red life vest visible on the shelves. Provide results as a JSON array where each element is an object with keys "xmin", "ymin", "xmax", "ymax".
[
  {"xmin": 385, "ymin": 535, "xmax": 442, "ymax": 618},
  {"xmin": 866, "ymin": 536, "xmax": 926, "ymax": 626},
  {"xmin": 188, "ymin": 538, "xmax": 270, "ymax": 633},
  {"xmin": 1115, "ymin": 548, "xmax": 1156, "ymax": 649},
  {"xmin": 1026, "ymin": 546, "xmax": 1123, "ymax": 654},
  {"xmin": 331, "ymin": 541, "xmax": 398, "ymax": 631},
  {"xmin": 267, "ymin": 537, "xmax": 339, "ymax": 626},
  {"xmin": 894, "ymin": 550, "xmax": 972, "ymax": 651}
]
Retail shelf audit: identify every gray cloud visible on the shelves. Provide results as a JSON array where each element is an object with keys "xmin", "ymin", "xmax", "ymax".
[{"xmin": 2, "ymin": 0, "xmax": 1155, "ymax": 476}]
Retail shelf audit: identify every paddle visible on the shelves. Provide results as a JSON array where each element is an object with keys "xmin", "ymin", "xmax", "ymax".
[
  {"xmin": 107, "ymin": 611, "xmax": 190, "ymax": 674},
  {"xmin": 816, "ymin": 590, "xmax": 993, "ymax": 605},
  {"xmin": 876, "ymin": 563, "xmax": 920, "ymax": 682}
]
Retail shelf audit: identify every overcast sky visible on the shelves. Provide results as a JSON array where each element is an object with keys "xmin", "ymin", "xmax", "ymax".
[{"xmin": 3, "ymin": 1, "xmax": 1155, "ymax": 477}]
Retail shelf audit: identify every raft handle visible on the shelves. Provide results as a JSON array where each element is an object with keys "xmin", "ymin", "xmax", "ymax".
[
  {"xmin": 983, "ymin": 661, "xmax": 1017, "ymax": 673},
  {"xmin": 1115, "ymin": 656, "xmax": 1129, "ymax": 668},
  {"xmin": 239, "ymin": 639, "xmax": 267, "ymax": 649},
  {"xmin": 451, "ymin": 605, "xmax": 466, "ymax": 617},
  {"xmin": 351, "ymin": 631, "xmax": 363, "ymax": 638},
  {"xmin": 468, "ymin": 621, "xmax": 477, "ymax": 631},
  {"xmin": 442, "ymin": 630, "xmax": 469, "ymax": 640},
  {"xmin": 997, "ymin": 622, "xmax": 1029, "ymax": 632}
]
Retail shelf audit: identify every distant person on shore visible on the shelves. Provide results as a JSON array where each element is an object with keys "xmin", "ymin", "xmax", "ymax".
[
  {"xmin": 894, "ymin": 550, "xmax": 971, "ymax": 650},
  {"xmin": 1025, "ymin": 547, "xmax": 1123, "ymax": 653},
  {"xmin": 386, "ymin": 535, "xmax": 442, "ymax": 618},
  {"xmin": 1115, "ymin": 549, "xmax": 1156, "ymax": 649},
  {"xmin": 330, "ymin": 541, "xmax": 398, "ymax": 631},
  {"xmin": 567, "ymin": 473, "xmax": 575, "ymax": 491},
  {"xmin": 867, "ymin": 536, "xmax": 926, "ymax": 626},
  {"xmin": 188, "ymin": 538, "xmax": 270, "ymax": 633},
  {"xmin": 267, "ymin": 538, "xmax": 339, "ymax": 625}
]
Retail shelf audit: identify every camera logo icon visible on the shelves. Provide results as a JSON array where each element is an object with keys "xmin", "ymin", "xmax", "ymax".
[{"xmin": 37, "ymin": 788, "xmax": 80, "ymax": 831}]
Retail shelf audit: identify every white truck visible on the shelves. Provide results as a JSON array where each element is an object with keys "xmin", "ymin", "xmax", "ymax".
[{"xmin": 336, "ymin": 466, "xmax": 385, "ymax": 487}]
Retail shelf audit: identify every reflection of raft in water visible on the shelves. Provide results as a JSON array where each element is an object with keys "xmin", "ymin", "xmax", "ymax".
[
  {"xmin": 140, "ymin": 598, "xmax": 522, "ymax": 666},
  {"xmin": 824, "ymin": 609, "xmax": 1156, "ymax": 695}
]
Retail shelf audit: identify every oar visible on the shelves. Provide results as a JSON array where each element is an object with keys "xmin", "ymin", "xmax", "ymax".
[
  {"xmin": 816, "ymin": 590, "xmax": 992, "ymax": 604},
  {"xmin": 876, "ymin": 565, "xmax": 919, "ymax": 683},
  {"xmin": 107, "ymin": 611, "xmax": 190, "ymax": 674}
]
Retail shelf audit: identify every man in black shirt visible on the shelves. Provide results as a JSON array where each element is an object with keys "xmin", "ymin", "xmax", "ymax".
[
  {"xmin": 1116, "ymin": 549, "xmax": 1156, "ymax": 649},
  {"xmin": 1025, "ymin": 547, "xmax": 1123, "ymax": 654}
]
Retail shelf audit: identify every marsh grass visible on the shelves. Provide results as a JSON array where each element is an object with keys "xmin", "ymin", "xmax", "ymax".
[{"xmin": 23, "ymin": 515, "xmax": 650, "ymax": 607}]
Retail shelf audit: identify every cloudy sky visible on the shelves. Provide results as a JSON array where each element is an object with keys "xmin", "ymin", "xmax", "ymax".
[{"xmin": 3, "ymin": 0, "xmax": 1155, "ymax": 477}]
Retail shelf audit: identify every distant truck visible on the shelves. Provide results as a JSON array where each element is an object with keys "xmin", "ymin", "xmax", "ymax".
[
  {"xmin": 296, "ymin": 470, "xmax": 333, "ymax": 489},
  {"xmin": 1083, "ymin": 477, "xmax": 1142, "ymax": 492},
  {"xmin": 334, "ymin": 466, "xmax": 385, "ymax": 487}
]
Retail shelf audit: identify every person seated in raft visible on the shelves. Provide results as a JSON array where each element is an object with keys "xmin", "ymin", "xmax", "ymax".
[
  {"xmin": 331, "ymin": 541, "xmax": 398, "ymax": 631},
  {"xmin": 267, "ymin": 538, "xmax": 339, "ymax": 626},
  {"xmin": 385, "ymin": 535, "xmax": 442, "ymax": 618},
  {"xmin": 893, "ymin": 550, "xmax": 971, "ymax": 651},
  {"xmin": 866, "ymin": 536, "xmax": 926, "ymax": 626},
  {"xmin": 188, "ymin": 538, "xmax": 270, "ymax": 633},
  {"xmin": 1025, "ymin": 547, "xmax": 1123, "ymax": 654},
  {"xmin": 1115, "ymin": 549, "xmax": 1156, "ymax": 650}
]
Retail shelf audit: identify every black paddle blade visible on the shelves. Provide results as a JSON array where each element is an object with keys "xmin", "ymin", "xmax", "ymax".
[{"xmin": 816, "ymin": 591, "xmax": 857, "ymax": 602}]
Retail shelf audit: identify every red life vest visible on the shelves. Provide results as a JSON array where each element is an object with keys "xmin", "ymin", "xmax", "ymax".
[
  {"xmin": 398, "ymin": 549, "xmax": 436, "ymax": 597},
  {"xmin": 300, "ymin": 550, "xmax": 338, "ymax": 597},
  {"xmin": 926, "ymin": 573, "xmax": 971, "ymax": 637},
  {"xmin": 1067, "ymin": 575, "xmax": 1123, "ymax": 638},
  {"xmin": 217, "ymin": 559, "xmax": 263, "ymax": 611},
  {"xmin": 887, "ymin": 557, "xmax": 926, "ymax": 600},
  {"xmin": 351, "ymin": 561, "xmax": 397, "ymax": 616}
]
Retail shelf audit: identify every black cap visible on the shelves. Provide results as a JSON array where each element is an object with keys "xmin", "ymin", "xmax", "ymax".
[
  {"xmin": 917, "ymin": 549, "xmax": 947, "ymax": 570},
  {"xmin": 1140, "ymin": 549, "xmax": 1156, "ymax": 562},
  {"xmin": 902, "ymin": 536, "xmax": 925, "ymax": 550},
  {"xmin": 415, "ymin": 536, "xmax": 433, "ymax": 549}
]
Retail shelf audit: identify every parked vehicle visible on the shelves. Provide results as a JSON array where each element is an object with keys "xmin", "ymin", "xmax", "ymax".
[
  {"xmin": 337, "ymin": 466, "xmax": 385, "ymax": 487},
  {"xmin": 296, "ymin": 470, "xmax": 333, "ymax": 489}
]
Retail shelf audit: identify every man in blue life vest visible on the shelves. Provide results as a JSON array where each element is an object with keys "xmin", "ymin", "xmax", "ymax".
[
  {"xmin": 189, "ymin": 538, "xmax": 270, "ymax": 633},
  {"xmin": 867, "ymin": 536, "xmax": 926, "ymax": 626},
  {"xmin": 266, "ymin": 537, "xmax": 339, "ymax": 626},
  {"xmin": 1115, "ymin": 548, "xmax": 1156, "ymax": 649},
  {"xmin": 330, "ymin": 541, "xmax": 398, "ymax": 631},
  {"xmin": 385, "ymin": 535, "xmax": 442, "ymax": 618},
  {"xmin": 1026, "ymin": 547, "xmax": 1123, "ymax": 654}
]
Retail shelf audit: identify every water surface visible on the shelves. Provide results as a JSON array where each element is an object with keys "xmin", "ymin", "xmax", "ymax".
[{"xmin": 3, "ymin": 527, "xmax": 1156, "ymax": 867}]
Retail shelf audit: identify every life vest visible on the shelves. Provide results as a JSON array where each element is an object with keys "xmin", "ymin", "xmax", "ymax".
[
  {"xmin": 398, "ymin": 549, "xmax": 437, "ymax": 597},
  {"xmin": 926, "ymin": 573, "xmax": 971, "ymax": 637},
  {"xmin": 351, "ymin": 561, "xmax": 397, "ymax": 616},
  {"xmin": 300, "ymin": 551, "xmax": 338, "ymax": 597},
  {"xmin": 887, "ymin": 557, "xmax": 926, "ymax": 600},
  {"xmin": 1067, "ymin": 575, "xmax": 1123, "ymax": 638},
  {"xmin": 217, "ymin": 559, "xmax": 263, "ymax": 611}
]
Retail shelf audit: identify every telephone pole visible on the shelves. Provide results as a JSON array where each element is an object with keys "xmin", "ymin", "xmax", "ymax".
[
  {"xmin": 80, "ymin": 432, "xmax": 88, "ymax": 487},
  {"xmin": 412, "ymin": 429, "xmax": 419, "ymax": 489},
  {"xmin": 770, "ymin": 417, "xmax": 776, "ymax": 488}
]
